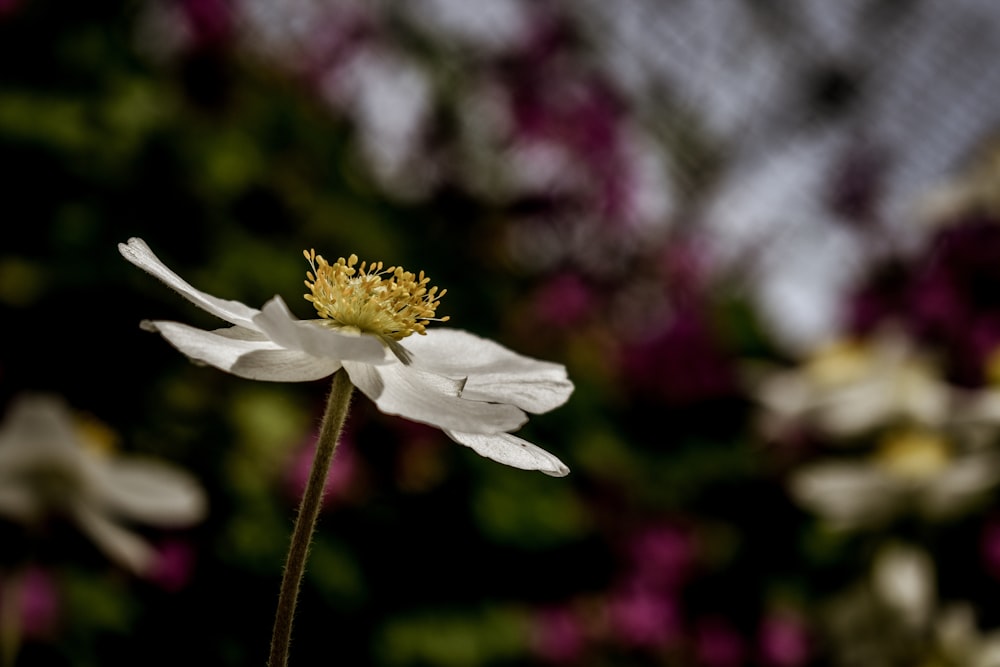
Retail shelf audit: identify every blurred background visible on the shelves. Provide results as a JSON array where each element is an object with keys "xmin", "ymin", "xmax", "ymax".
[{"xmin": 4, "ymin": 0, "xmax": 1000, "ymax": 665}]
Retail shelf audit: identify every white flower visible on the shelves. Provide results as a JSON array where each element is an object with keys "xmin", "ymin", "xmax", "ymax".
[
  {"xmin": 789, "ymin": 428, "xmax": 1000, "ymax": 530},
  {"xmin": 871, "ymin": 541, "xmax": 935, "ymax": 630},
  {"xmin": 751, "ymin": 328, "xmax": 952, "ymax": 440},
  {"xmin": 118, "ymin": 237, "xmax": 573, "ymax": 476},
  {"xmin": 827, "ymin": 541, "xmax": 1000, "ymax": 666},
  {"xmin": 0, "ymin": 394, "xmax": 207, "ymax": 574}
]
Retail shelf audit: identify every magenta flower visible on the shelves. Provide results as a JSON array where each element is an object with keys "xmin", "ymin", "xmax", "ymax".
[
  {"xmin": 0, "ymin": 567, "xmax": 60, "ymax": 640},
  {"xmin": 625, "ymin": 522, "xmax": 696, "ymax": 591},
  {"xmin": 607, "ymin": 583, "xmax": 680, "ymax": 649},
  {"xmin": 758, "ymin": 611, "xmax": 811, "ymax": 667},
  {"xmin": 285, "ymin": 431, "xmax": 364, "ymax": 508},
  {"xmin": 531, "ymin": 605, "xmax": 588, "ymax": 664}
]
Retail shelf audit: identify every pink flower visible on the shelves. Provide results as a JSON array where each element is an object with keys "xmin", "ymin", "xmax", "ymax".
[
  {"xmin": 531, "ymin": 605, "xmax": 587, "ymax": 663},
  {"xmin": 177, "ymin": 0, "xmax": 233, "ymax": 48},
  {"xmin": 1, "ymin": 567, "xmax": 60, "ymax": 639},
  {"xmin": 607, "ymin": 583, "xmax": 680, "ymax": 649},
  {"xmin": 620, "ymin": 304, "xmax": 738, "ymax": 404},
  {"xmin": 286, "ymin": 431, "xmax": 364, "ymax": 508},
  {"xmin": 626, "ymin": 522, "xmax": 696, "ymax": 592},
  {"xmin": 758, "ymin": 611, "xmax": 811, "ymax": 667},
  {"xmin": 531, "ymin": 273, "xmax": 595, "ymax": 329},
  {"xmin": 145, "ymin": 539, "xmax": 197, "ymax": 592},
  {"xmin": 981, "ymin": 516, "xmax": 1000, "ymax": 580}
]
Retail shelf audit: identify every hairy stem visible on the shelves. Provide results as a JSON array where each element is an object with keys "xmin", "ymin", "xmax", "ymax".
[{"xmin": 268, "ymin": 370, "xmax": 353, "ymax": 667}]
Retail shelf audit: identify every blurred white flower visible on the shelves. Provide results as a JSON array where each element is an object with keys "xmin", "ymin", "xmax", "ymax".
[
  {"xmin": 0, "ymin": 394, "xmax": 207, "ymax": 575},
  {"xmin": 828, "ymin": 541, "xmax": 1000, "ymax": 667},
  {"xmin": 752, "ymin": 328, "xmax": 952, "ymax": 440},
  {"xmin": 119, "ymin": 237, "xmax": 573, "ymax": 476},
  {"xmin": 789, "ymin": 428, "xmax": 1000, "ymax": 530},
  {"xmin": 871, "ymin": 541, "xmax": 935, "ymax": 629},
  {"xmin": 936, "ymin": 604, "xmax": 1000, "ymax": 667}
]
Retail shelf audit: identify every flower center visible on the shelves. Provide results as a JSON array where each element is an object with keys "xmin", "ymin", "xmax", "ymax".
[
  {"xmin": 873, "ymin": 429, "xmax": 950, "ymax": 480},
  {"xmin": 302, "ymin": 250, "xmax": 449, "ymax": 341}
]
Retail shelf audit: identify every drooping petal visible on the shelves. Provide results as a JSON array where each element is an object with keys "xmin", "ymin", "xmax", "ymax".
[
  {"xmin": 403, "ymin": 329, "xmax": 574, "ymax": 413},
  {"xmin": 145, "ymin": 320, "xmax": 341, "ymax": 381},
  {"xmin": 343, "ymin": 360, "xmax": 527, "ymax": 434},
  {"xmin": 446, "ymin": 430, "xmax": 570, "ymax": 477},
  {"xmin": 91, "ymin": 457, "xmax": 208, "ymax": 526},
  {"xmin": 118, "ymin": 237, "xmax": 261, "ymax": 329},
  {"xmin": 71, "ymin": 502, "xmax": 156, "ymax": 574},
  {"xmin": 252, "ymin": 296, "xmax": 391, "ymax": 365}
]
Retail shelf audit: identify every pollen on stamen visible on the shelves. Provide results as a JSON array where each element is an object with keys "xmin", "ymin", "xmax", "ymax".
[{"xmin": 302, "ymin": 249, "xmax": 449, "ymax": 341}]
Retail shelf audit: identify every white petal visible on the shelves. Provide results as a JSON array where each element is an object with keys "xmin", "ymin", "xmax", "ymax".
[
  {"xmin": 119, "ymin": 237, "xmax": 261, "ymax": 329},
  {"xmin": 814, "ymin": 382, "xmax": 898, "ymax": 436},
  {"xmin": 872, "ymin": 542, "xmax": 935, "ymax": 627},
  {"xmin": 446, "ymin": 430, "xmax": 570, "ymax": 476},
  {"xmin": 147, "ymin": 320, "xmax": 341, "ymax": 381},
  {"xmin": 0, "ymin": 482, "xmax": 43, "ymax": 522},
  {"xmin": 921, "ymin": 454, "xmax": 1000, "ymax": 518},
  {"xmin": 753, "ymin": 370, "xmax": 814, "ymax": 419},
  {"xmin": 403, "ymin": 329, "xmax": 574, "ymax": 413},
  {"xmin": 789, "ymin": 462, "xmax": 903, "ymax": 528},
  {"xmin": 72, "ymin": 502, "xmax": 156, "ymax": 574},
  {"xmin": 0, "ymin": 395, "xmax": 83, "ymax": 461},
  {"xmin": 343, "ymin": 361, "xmax": 527, "ymax": 433},
  {"xmin": 94, "ymin": 457, "xmax": 207, "ymax": 526},
  {"xmin": 252, "ymin": 297, "xmax": 392, "ymax": 365}
]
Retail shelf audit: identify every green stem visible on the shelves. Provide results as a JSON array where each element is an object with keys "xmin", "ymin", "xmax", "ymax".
[{"xmin": 268, "ymin": 370, "xmax": 354, "ymax": 667}]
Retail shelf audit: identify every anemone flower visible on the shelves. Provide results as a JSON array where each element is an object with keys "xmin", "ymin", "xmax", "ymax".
[
  {"xmin": 789, "ymin": 428, "xmax": 1000, "ymax": 530},
  {"xmin": 751, "ymin": 328, "xmax": 951, "ymax": 441},
  {"xmin": 0, "ymin": 394, "xmax": 207, "ymax": 575},
  {"xmin": 118, "ymin": 237, "xmax": 572, "ymax": 476},
  {"xmin": 119, "ymin": 236, "xmax": 573, "ymax": 667}
]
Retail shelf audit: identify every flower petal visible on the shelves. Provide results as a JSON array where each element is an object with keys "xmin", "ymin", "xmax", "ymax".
[
  {"xmin": 789, "ymin": 462, "xmax": 903, "ymax": 529},
  {"xmin": 71, "ymin": 502, "xmax": 156, "ymax": 574},
  {"xmin": 252, "ymin": 296, "xmax": 392, "ymax": 365},
  {"xmin": 146, "ymin": 320, "xmax": 341, "ymax": 381},
  {"xmin": 93, "ymin": 457, "xmax": 208, "ymax": 526},
  {"xmin": 343, "ymin": 360, "xmax": 528, "ymax": 433},
  {"xmin": 446, "ymin": 431, "xmax": 570, "ymax": 476},
  {"xmin": 0, "ymin": 483, "xmax": 42, "ymax": 523},
  {"xmin": 403, "ymin": 329, "xmax": 574, "ymax": 413},
  {"xmin": 0, "ymin": 395, "xmax": 83, "ymax": 460},
  {"xmin": 119, "ymin": 237, "xmax": 261, "ymax": 329},
  {"xmin": 921, "ymin": 453, "xmax": 1000, "ymax": 519}
]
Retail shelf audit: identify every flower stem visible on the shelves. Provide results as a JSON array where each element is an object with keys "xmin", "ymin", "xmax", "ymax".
[{"xmin": 268, "ymin": 370, "xmax": 354, "ymax": 667}]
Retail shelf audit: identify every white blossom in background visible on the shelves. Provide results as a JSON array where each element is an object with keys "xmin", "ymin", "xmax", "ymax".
[
  {"xmin": 0, "ymin": 394, "xmax": 207, "ymax": 575},
  {"xmin": 751, "ymin": 328, "xmax": 953, "ymax": 440},
  {"xmin": 789, "ymin": 427, "xmax": 1000, "ymax": 530},
  {"xmin": 119, "ymin": 238, "xmax": 573, "ymax": 476},
  {"xmin": 750, "ymin": 327, "xmax": 1000, "ymax": 529},
  {"xmin": 827, "ymin": 541, "xmax": 1000, "ymax": 666},
  {"xmin": 871, "ymin": 541, "xmax": 936, "ymax": 630}
]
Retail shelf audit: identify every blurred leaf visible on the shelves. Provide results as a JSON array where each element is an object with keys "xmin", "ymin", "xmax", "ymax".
[
  {"xmin": 471, "ymin": 468, "xmax": 590, "ymax": 548},
  {"xmin": 376, "ymin": 605, "xmax": 529, "ymax": 667}
]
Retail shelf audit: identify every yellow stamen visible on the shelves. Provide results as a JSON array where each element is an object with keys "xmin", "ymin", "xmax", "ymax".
[
  {"xmin": 302, "ymin": 250, "xmax": 449, "ymax": 342},
  {"xmin": 874, "ymin": 429, "xmax": 950, "ymax": 480}
]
